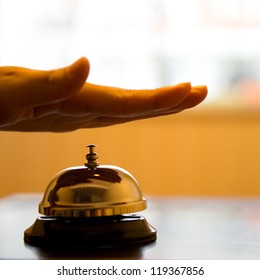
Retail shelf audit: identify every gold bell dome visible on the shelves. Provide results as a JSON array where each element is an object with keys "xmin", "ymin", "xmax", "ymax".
[{"xmin": 39, "ymin": 144, "xmax": 146, "ymax": 217}]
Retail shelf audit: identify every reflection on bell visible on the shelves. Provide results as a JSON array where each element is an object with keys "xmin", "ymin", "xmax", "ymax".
[{"xmin": 24, "ymin": 145, "xmax": 157, "ymax": 248}]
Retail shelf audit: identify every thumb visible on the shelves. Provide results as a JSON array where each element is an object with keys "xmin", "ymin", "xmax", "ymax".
[{"xmin": 21, "ymin": 57, "xmax": 90, "ymax": 107}]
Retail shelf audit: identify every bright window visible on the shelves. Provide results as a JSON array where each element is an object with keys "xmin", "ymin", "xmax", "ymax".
[{"xmin": 1, "ymin": 0, "xmax": 260, "ymax": 106}]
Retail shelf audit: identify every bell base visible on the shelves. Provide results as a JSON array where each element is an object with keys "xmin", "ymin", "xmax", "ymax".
[{"xmin": 24, "ymin": 214, "xmax": 156, "ymax": 249}]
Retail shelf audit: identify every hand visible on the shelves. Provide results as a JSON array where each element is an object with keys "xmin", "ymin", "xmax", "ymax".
[{"xmin": 0, "ymin": 57, "xmax": 207, "ymax": 132}]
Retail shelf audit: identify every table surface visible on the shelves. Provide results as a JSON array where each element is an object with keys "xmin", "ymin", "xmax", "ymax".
[{"xmin": 1, "ymin": 194, "xmax": 260, "ymax": 260}]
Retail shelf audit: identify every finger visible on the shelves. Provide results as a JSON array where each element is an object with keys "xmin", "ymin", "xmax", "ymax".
[
  {"xmin": 19, "ymin": 57, "xmax": 90, "ymax": 107},
  {"xmin": 83, "ymin": 82, "xmax": 192, "ymax": 116},
  {"xmin": 174, "ymin": 85, "xmax": 208, "ymax": 110},
  {"xmin": 57, "ymin": 82, "xmax": 192, "ymax": 117},
  {"xmin": 84, "ymin": 85, "xmax": 208, "ymax": 128}
]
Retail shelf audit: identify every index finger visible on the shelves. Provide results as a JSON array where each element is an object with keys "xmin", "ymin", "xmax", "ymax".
[{"xmin": 59, "ymin": 82, "xmax": 192, "ymax": 117}]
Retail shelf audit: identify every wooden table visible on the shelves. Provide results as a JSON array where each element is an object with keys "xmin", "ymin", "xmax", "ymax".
[{"xmin": 1, "ymin": 194, "xmax": 260, "ymax": 259}]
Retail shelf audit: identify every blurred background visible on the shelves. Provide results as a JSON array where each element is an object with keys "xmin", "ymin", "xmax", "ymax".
[{"xmin": 1, "ymin": 0, "xmax": 260, "ymax": 197}]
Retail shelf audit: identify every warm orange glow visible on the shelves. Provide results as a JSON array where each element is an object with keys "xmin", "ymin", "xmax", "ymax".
[{"xmin": 1, "ymin": 107, "xmax": 260, "ymax": 198}]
